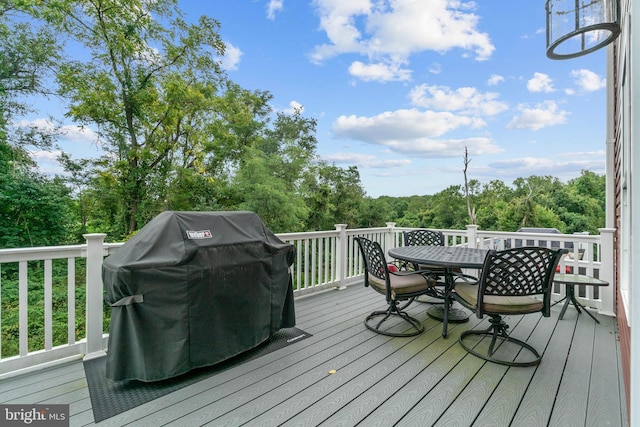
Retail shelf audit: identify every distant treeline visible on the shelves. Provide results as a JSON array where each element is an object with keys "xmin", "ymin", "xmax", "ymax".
[{"xmin": 360, "ymin": 172, "xmax": 605, "ymax": 235}]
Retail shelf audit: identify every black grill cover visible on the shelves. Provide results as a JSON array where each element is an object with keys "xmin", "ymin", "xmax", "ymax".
[{"xmin": 102, "ymin": 211, "xmax": 296, "ymax": 382}]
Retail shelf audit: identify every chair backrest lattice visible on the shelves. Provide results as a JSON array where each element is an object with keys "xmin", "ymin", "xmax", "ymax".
[
  {"xmin": 478, "ymin": 247, "xmax": 566, "ymax": 315},
  {"xmin": 404, "ymin": 229, "xmax": 444, "ymax": 247},
  {"xmin": 355, "ymin": 237, "xmax": 387, "ymax": 282}
]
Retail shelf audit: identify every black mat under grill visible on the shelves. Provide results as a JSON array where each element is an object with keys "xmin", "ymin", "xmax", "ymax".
[{"xmin": 84, "ymin": 327, "xmax": 311, "ymax": 423}]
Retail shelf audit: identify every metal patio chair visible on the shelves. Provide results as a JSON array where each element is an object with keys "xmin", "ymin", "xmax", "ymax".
[
  {"xmin": 443, "ymin": 246, "xmax": 566, "ymax": 366},
  {"xmin": 354, "ymin": 236, "xmax": 437, "ymax": 337},
  {"xmin": 402, "ymin": 229, "xmax": 454, "ymax": 300}
]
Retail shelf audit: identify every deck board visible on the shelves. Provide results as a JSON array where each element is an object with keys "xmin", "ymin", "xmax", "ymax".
[
  {"xmin": 512, "ymin": 315, "xmax": 575, "ymax": 426},
  {"xmin": 587, "ymin": 310, "xmax": 627, "ymax": 426},
  {"xmin": 0, "ymin": 282, "xmax": 627, "ymax": 426},
  {"xmin": 547, "ymin": 314, "xmax": 592, "ymax": 427}
]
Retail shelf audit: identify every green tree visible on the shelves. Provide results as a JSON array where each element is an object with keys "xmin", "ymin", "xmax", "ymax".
[
  {"xmin": 0, "ymin": 164, "xmax": 72, "ymax": 248},
  {"xmin": 358, "ymin": 197, "xmax": 393, "ymax": 228},
  {"xmin": 563, "ymin": 170, "xmax": 606, "ymax": 233},
  {"xmin": 420, "ymin": 185, "xmax": 467, "ymax": 229},
  {"xmin": 475, "ymin": 180, "xmax": 514, "ymax": 230},
  {"xmin": 1, "ymin": 0, "xmax": 60, "ymax": 148},
  {"xmin": 40, "ymin": 0, "xmax": 226, "ymax": 237},
  {"xmin": 233, "ymin": 148, "xmax": 309, "ymax": 233},
  {"xmin": 304, "ymin": 163, "xmax": 365, "ymax": 230},
  {"xmin": 571, "ymin": 170, "xmax": 606, "ymax": 209},
  {"xmin": 0, "ymin": 1, "xmax": 73, "ymax": 248},
  {"xmin": 500, "ymin": 176, "xmax": 564, "ymax": 230},
  {"xmin": 228, "ymin": 110, "xmax": 320, "ymax": 232}
]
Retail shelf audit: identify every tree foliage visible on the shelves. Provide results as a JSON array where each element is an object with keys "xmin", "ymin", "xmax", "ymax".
[
  {"xmin": 0, "ymin": 148, "xmax": 72, "ymax": 247},
  {"xmin": 379, "ymin": 171, "xmax": 605, "ymax": 235},
  {"xmin": 0, "ymin": 1, "xmax": 73, "ymax": 247},
  {"xmin": 39, "ymin": 0, "xmax": 227, "ymax": 235},
  {"xmin": 1, "ymin": 0, "xmax": 60, "ymax": 147}
]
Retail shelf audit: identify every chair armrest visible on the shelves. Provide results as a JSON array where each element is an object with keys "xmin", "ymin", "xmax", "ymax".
[
  {"xmin": 451, "ymin": 271, "xmax": 478, "ymax": 284},
  {"xmin": 390, "ymin": 269, "xmax": 438, "ymax": 286}
]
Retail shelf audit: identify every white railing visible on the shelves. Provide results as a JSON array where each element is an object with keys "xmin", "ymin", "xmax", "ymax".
[{"xmin": 0, "ymin": 224, "xmax": 615, "ymax": 376}]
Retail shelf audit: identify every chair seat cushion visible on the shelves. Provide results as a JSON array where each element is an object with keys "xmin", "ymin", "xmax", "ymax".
[
  {"xmin": 368, "ymin": 273, "xmax": 433, "ymax": 296},
  {"xmin": 454, "ymin": 282, "xmax": 544, "ymax": 314}
]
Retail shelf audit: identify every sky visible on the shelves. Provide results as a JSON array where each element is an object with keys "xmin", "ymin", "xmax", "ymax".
[{"xmin": 27, "ymin": 0, "xmax": 609, "ymax": 198}]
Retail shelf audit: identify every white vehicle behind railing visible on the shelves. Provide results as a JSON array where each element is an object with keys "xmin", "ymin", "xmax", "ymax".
[{"xmin": 0, "ymin": 224, "xmax": 615, "ymax": 377}]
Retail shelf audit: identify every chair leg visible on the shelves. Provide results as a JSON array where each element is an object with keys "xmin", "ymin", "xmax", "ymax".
[
  {"xmin": 458, "ymin": 316, "xmax": 542, "ymax": 367},
  {"xmin": 365, "ymin": 299, "xmax": 424, "ymax": 337}
]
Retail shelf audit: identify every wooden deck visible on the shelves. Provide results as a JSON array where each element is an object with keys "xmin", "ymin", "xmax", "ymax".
[{"xmin": 0, "ymin": 282, "xmax": 627, "ymax": 426}]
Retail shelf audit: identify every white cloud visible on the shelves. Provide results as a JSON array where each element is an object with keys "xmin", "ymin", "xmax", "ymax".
[
  {"xmin": 527, "ymin": 72, "xmax": 555, "ymax": 93},
  {"xmin": 267, "ymin": 0, "xmax": 284, "ymax": 20},
  {"xmin": 487, "ymin": 74, "xmax": 504, "ymax": 86},
  {"xmin": 331, "ymin": 108, "xmax": 502, "ymax": 158},
  {"xmin": 382, "ymin": 136, "xmax": 502, "ymax": 158},
  {"xmin": 348, "ymin": 60, "xmax": 411, "ymax": 82},
  {"xmin": 333, "ymin": 109, "xmax": 479, "ymax": 141},
  {"xmin": 30, "ymin": 150, "xmax": 64, "ymax": 175},
  {"xmin": 31, "ymin": 149, "xmax": 60, "ymax": 162},
  {"xmin": 409, "ymin": 84, "xmax": 508, "ymax": 116},
  {"xmin": 321, "ymin": 152, "xmax": 412, "ymax": 168},
  {"xmin": 428, "ymin": 63, "xmax": 442, "ymax": 75},
  {"xmin": 310, "ymin": 0, "xmax": 494, "ymax": 82},
  {"xmin": 220, "ymin": 42, "xmax": 243, "ymax": 71},
  {"xmin": 309, "ymin": 0, "xmax": 371, "ymax": 63},
  {"xmin": 14, "ymin": 119, "xmax": 99, "ymax": 143},
  {"xmin": 571, "ymin": 69, "xmax": 606, "ymax": 92},
  {"xmin": 488, "ymin": 156, "xmax": 605, "ymax": 175},
  {"xmin": 14, "ymin": 117, "xmax": 56, "ymax": 133},
  {"xmin": 61, "ymin": 125, "xmax": 98, "ymax": 142},
  {"xmin": 284, "ymin": 100, "xmax": 304, "ymax": 115},
  {"xmin": 507, "ymin": 101, "xmax": 568, "ymax": 131}
]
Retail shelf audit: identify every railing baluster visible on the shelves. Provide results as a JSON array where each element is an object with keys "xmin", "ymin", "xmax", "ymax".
[
  {"xmin": 44, "ymin": 259, "xmax": 52, "ymax": 350},
  {"xmin": 296, "ymin": 240, "xmax": 302, "ymax": 290},
  {"xmin": 0, "ymin": 263, "xmax": 2, "ymax": 357},
  {"xmin": 331, "ymin": 234, "xmax": 336, "ymax": 284},
  {"xmin": 19, "ymin": 261, "xmax": 28, "ymax": 356},
  {"xmin": 68, "ymin": 257, "xmax": 76, "ymax": 345},
  {"xmin": 311, "ymin": 238, "xmax": 317, "ymax": 288},
  {"xmin": 303, "ymin": 238, "xmax": 309, "ymax": 289}
]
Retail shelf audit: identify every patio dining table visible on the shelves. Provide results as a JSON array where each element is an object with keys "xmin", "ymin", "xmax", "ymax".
[{"xmin": 388, "ymin": 245, "xmax": 490, "ymax": 322}]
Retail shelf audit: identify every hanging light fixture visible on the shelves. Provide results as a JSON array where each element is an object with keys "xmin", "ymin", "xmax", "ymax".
[{"xmin": 546, "ymin": 0, "xmax": 620, "ymax": 59}]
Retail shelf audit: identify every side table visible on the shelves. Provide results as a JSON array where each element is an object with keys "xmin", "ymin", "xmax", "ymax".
[{"xmin": 552, "ymin": 273, "xmax": 609, "ymax": 323}]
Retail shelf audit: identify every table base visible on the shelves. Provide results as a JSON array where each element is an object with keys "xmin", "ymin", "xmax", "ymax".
[
  {"xmin": 554, "ymin": 285, "xmax": 600, "ymax": 323},
  {"xmin": 427, "ymin": 305, "xmax": 470, "ymax": 323}
]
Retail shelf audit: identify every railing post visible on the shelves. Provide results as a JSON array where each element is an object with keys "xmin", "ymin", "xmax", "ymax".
[
  {"xmin": 466, "ymin": 224, "xmax": 478, "ymax": 248},
  {"xmin": 598, "ymin": 228, "xmax": 616, "ymax": 316},
  {"xmin": 385, "ymin": 222, "xmax": 397, "ymax": 253},
  {"xmin": 84, "ymin": 233, "xmax": 107, "ymax": 359},
  {"xmin": 335, "ymin": 224, "xmax": 348, "ymax": 290}
]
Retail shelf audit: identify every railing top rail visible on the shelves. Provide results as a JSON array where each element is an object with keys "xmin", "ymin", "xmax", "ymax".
[
  {"xmin": 345, "ymin": 227, "xmax": 392, "ymax": 234},
  {"xmin": 392, "ymin": 226, "xmax": 467, "ymax": 232},
  {"xmin": 0, "ymin": 244, "xmax": 86, "ymax": 263},
  {"xmin": 276, "ymin": 230, "xmax": 339, "ymax": 240},
  {"xmin": 477, "ymin": 230, "xmax": 600, "ymax": 242}
]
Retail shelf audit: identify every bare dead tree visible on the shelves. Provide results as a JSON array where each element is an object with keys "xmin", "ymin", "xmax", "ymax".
[
  {"xmin": 520, "ymin": 181, "xmax": 534, "ymax": 227},
  {"xmin": 463, "ymin": 146, "xmax": 477, "ymax": 225}
]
